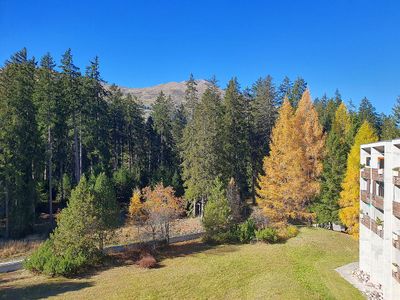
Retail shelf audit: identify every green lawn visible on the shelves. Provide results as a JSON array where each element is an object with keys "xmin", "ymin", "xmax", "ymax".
[{"xmin": 0, "ymin": 228, "xmax": 363, "ymax": 300}]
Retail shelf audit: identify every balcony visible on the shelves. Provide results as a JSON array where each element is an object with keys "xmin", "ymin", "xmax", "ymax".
[
  {"xmin": 360, "ymin": 214, "xmax": 384, "ymax": 238},
  {"xmin": 360, "ymin": 190, "xmax": 370, "ymax": 204},
  {"xmin": 393, "ymin": 232, "xmax": 400, "ymax": 250},
  {"xmin": 372, "ymin": 168, "xmax": 384, "ymax": 182},
  {"xmin": 371, "ymin": 194, "xmax": 384, "ymax": 211},
  {"xmin": 393, "ymin": 264, "xmax": 400, "ymax": 284},
  {"xmin": 393, "ymin": 201, "xmax": 400, "ymax": 219},
  {"xmin": 361, "ymin": 167, "xmax": 371, "ymax": 180}
]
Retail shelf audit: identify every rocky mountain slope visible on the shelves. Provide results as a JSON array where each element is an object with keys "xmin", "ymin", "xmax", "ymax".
[{"xmin": 116, "ymin": 79, "xmax": 223, "ymax": 108}]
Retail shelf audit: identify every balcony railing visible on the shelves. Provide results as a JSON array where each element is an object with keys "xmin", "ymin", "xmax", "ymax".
[
  {"xmin": 393, "ymin": 232, "xmax": 400, "ymax": 250},
  {"xmin": 361, "ymin": 167, "xmax": 371, "ymax": 180},
  {"xmin": 360, "ymin": 214, "xmax": 384, "ymax": 238},
  {"xmin": 360, "ymin": 190, "xmax": 370, "ymax": 204},
  {"xmin": 372, "ymin": 168, "xmax": 384, "ymax": 182},
  {"xmin": 393, "ymin": 264, "xmax": 400, "ymax": 284},
  {"xmin": 393, "ymin": 201, "xmax": 400, "ymax": 219},
  {"xmin": 372, "ymin": 194, "xmax": 384, "ymax": 211}
]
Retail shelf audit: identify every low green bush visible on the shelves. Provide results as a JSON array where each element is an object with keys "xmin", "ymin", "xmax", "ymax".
[
  {"xmin": 255, "ymin": 228, "xmax": 279, "ymax": 243},
  {"xmin": 24, "ymin": 240, "xmax": 93, "ymax": 277},
  {"xmin": 236, "ymin": 219, "xmax": 257, "ymax": 243}
]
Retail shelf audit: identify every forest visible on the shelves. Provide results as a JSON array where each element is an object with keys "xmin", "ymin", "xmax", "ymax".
[{"xmin": 0, "ymin": 47, "xmax": 399, "ymax": 241}]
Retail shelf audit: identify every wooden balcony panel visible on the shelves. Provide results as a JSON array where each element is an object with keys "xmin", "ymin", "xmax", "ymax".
[
  {"xmin": 393, "ymin": 270, "xmax": 400, "ymax": 284},
  {"xmin": 393, "ymin": 176, "xmax": 400, "ymax": 186},
  {"xmin": 360, "ymin": 215, "xmax": 384, "ymax": 238},
  {"xmin": 372, "ymin": 168, "xmax": 384, "ymax": 182},
  {"xmin": 372, "ymin": 194, "xmax": 384, "ymax": 211},
  {"xmin": 393, "ymin": 201, "xmax": 400, "ymax": 219},
  {"xmin": 361, "ymin": 167, "xmax": 371, "ymax": 180},
  {"xmin": 360, "ymin": 190, "xmax": 370, "ymax": 204},
  {"xmin": 393, "ymin": 238, "xmax": 400, "ymax": 251}
]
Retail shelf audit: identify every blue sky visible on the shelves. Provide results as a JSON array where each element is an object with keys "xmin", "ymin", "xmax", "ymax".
[{"xmin": 1, "ymin": 0, "xmax": 399, "ymax": 114}]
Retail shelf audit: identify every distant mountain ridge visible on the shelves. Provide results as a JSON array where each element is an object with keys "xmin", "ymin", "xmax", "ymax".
[{"xmin": 115, "ymin": 79, "xmax": 223, "ymax": 108}]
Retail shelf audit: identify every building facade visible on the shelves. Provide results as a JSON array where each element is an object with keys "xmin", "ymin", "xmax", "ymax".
[{"xmin": 360, "ymin": 139, "xmax": 400, "ymax": 299}]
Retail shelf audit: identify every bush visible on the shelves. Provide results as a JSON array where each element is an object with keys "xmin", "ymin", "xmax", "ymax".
[
  {"xmin": 137, "ymin": 254, "xmax": 157, "ymax": 268},
  {"xmin": 24, "ymin": 240, "xmax": 91, "ymax": 276},
  {"xmin": 203, "ymin": 178, "xmax": 234, "ymax": 243},
  {"xmin": 236, "ymin": 219, "xmax": 256, "ymax": 243},
  {"xmin": 255, "ymin": 228, "xmax": 279, "ymax": 243},
  {"xmin": 277, "ymin": 225, "xmax": 299, "ymax": 241}
]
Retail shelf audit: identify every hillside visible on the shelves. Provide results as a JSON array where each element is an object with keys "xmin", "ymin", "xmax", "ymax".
[{"xmin": 116, "ymin": 79, "xmax": 223, "ymax": 108}]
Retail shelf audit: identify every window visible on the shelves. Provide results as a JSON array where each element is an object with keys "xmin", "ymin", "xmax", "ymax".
[
  {"xmin": 366, "ymin": 157, "xmax": 371, "ymax": 167},
  {"xmin": 378, "ymin": 157, "xmax": 384, "ymax": 169},
  {"xmin": 378, "ymin": 182, "xmax": 384, "ymax": 197}
]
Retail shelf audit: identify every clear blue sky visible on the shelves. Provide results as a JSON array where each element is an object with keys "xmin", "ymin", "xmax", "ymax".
[{"xmin": 1, "ymin": 0, "xmax": 399, "ymax": 114}]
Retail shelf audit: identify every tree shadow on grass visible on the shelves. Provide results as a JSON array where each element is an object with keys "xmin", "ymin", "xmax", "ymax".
[{"xmin": 0, "ymin": 281, "xmax": 93, "ymax": 300}]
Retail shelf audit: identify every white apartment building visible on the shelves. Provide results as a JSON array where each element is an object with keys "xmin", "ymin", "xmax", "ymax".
[{"xmin": 360, "ymin": 139, "xmax": 400, "ymax": 299}]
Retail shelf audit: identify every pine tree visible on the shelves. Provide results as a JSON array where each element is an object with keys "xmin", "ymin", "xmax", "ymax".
[
  {"xmin": 227, "ymin": 178, "xmax": 242, "ymax": 223},
  {"xmin": 60, "ymin": 49, "xmax": 82, "ymax": 183},
  {"xmin": 393, "ymin": 96, "xmax": 400, "ymax": 127},
  {"xmin": 257, "ymin": 99, "xmax": 311, "ymax": 225},
  {"xmin": 314, "ymin": 90, "xmax": 342, "ymax": 132},
  {"xmin": 380, "ymin": 114, "xmax": 399, "ymax": 140},
  {"xmin": 33, "ymin": 53, "xmax": 59, "ymax": 226},
  {"xmin": 294, "ymin": 90, "xmax": 325, "ymax": 202},
  {"xmin": 0, "ymin": 48, "xmax": 40, "ymax": 237},
  {"xmin": 82, "ymin": 56, "xmax": 110, "ymax": 174},
  {"xmin": 181, "ymin": 80, "xmax": 224, "ymax": 213},
  {"xmin": 314, "ymin": 103, "xmax": 353, "ymax": 227},
  {"xmin": 184, "ymin": 73, "xmax": 198, "ymax": 121},
  {"xmin": 249, "ymin": 76, "xmax": 277, "ymax": 204},
  {"xmin": 339, "ymin": 121, "xmax": 378, "ymax": 238},
  {"xmin": 358, "ymin": 97, "xmax": 379, "ymax": 130},
  {"xmin": 222, "ymin": 78, "xmax": 249, "ymax": 195}
]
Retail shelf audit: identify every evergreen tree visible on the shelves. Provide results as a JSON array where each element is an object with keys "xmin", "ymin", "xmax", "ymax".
[
  {"xmin": 181, "ymin": 80, "xmax": 224, "ymax": 213},
  {"xmin": 0, "ymin": 48, "xmax": 39, "ymax": 237},
  {"xmin": 203, "ymin": 178, "xmax": 233, "ymax": 243},
  {"xmin": 33, "ymin": 53, "xmax": 60, "ymax": 226},
  {"xmin": 184, "ymin": 73, "xmax": 198, "ymax": 121},
  {"xmin": 226, "ymin": 178, "xmax": 242, "ymax": 223},
  {"xmin": 358, "ymin": 97, "xmax": 379, "ymax": 130},
  {"xmin": 313, "ymin": 103, "xmax": 353, "ymax": 227},
  {"xmin": 257, "ymin": 99, "xmax": 311, "ymax": 226},
  {"xmin": 393, "ymin": 96, "xmax": 400, "ymax": 126},
  {"xmin": 249, "ymin": 76, "xmax": 277, "ymax": 203},
  {"xmin": 339, "ymin": 121, "xmax": 378, "ymax": 238},
  {"xmin": 222, "ymin": 78, "xmax": 249, "ymax": 196},
  {"xmin": 380, "ymin": 114, "xmax": 399, "ymax": 140},
  {"xmin": 82, "ymin": 56, "xmax": 110, "ymax": 174},
  {"xmin": 60, "ymin": 49, "xmax": 82, "ymax": 183},
  {"xmin": 314, "ymin": 90, "xmax": 342, "ymax": 132}
]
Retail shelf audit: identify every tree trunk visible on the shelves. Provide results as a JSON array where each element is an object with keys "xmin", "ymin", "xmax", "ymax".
[
  {"xmin": 73, "ymin": 112, "xmax": 80, "ymax": 183},
  {"xmin": 48, "ymin": 125, "xmax": 53, "ymax": 227},
  {"xmin": 5, "ymin": 183, "xmax": 9, "ymax": 239}
]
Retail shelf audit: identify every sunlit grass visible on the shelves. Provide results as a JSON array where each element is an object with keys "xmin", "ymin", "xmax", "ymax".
[{"xmin": 0, "ymin": 228, "xmax": 363, "ymax": 300}]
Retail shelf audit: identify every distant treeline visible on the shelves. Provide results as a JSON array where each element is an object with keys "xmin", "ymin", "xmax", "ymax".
[{"xmin": 0, "ymin": 48, "xmax": 398, "ymax": 238}]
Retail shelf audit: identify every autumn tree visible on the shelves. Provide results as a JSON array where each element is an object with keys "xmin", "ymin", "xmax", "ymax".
[
  {"xmin": 257, "ymin": 99, "xmax": 311, "ymax": 226},
  {"xmin": 339, "ymin": 121, "xmax": 378, "ymax": 238},
  {"xmin": 138, "ymin": 184, "xmax": 183, "ymax": 245},
  {"xmin": 294, "ymin": 90, "xmax": 325, "ymax": 203}
]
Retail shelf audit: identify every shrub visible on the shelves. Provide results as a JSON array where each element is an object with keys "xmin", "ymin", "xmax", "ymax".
[
  {"xmin": 203, "ymin": 178, "xmax": 234, "ymax": 243},
  {"xmin": 137, "ymin": 254, "xmax": 157, "ymax": 268},
  {"xmin": 249, "ymin": 207, "xmax": 269, "ymax": 229},
  {"xmin": 25, "ymin": 175, "xmax": 117, "ymax": 277},
  {"xmin": 24, "ymin": 240, "xmax": 91, "ymax": 276},
  {"xmin": 236, "ymin": 219, "xmax": 256, "ymax": 243},
  {"xmin": 255, "ymin": 228, "xmax": 279, "ymax": 243},
  {"xmin": 278, "ymin": 225, "xmax": 299, "ymax": 240}
]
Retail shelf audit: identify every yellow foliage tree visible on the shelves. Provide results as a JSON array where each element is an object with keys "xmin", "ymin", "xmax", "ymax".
[
  {"xmin": 257, "ymin": 99, "xmax": 312, "ymax": 225},
  {"xmin": 129, "ymin": 189, "xmax": 144, "ymax": 222},
  {"xmin": 331, "ymin": 102, "xmax": 352, "ymax": 140},
  {"xmin": 294, "ymin": 90, "xmax": 325, "ymax": 201},
  {"xmin": 339, "ymin": 121, "xmax": 378, "ymax": 238}
]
